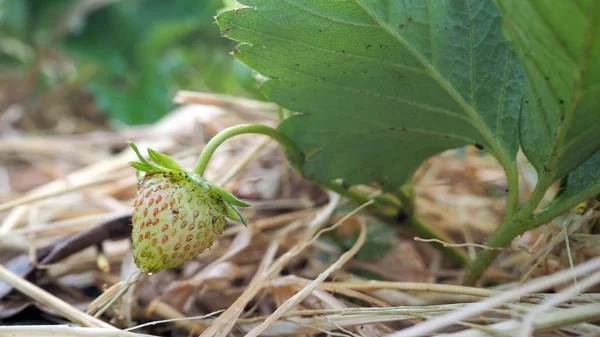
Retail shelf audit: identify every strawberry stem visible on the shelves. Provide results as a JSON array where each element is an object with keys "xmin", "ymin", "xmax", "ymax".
[
  {"xmin": 192, "ymin": 124, "xmax": 468, "ymax": 266},
  {"xmin": 192, "ymin": 124, "xmax": 305, "ymax": 177}
]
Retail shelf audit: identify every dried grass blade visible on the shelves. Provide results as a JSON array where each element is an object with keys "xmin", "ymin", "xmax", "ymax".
[
  {"xmin": 0, "ymin": 264, "xmax": 114, "ymax": 328},
  {"xmin": 243, "ymin": 202, "xmax": 370, "ymax": 337},
  {"xmin": 386, "ymin": 257, "xmax": 600, "ymax": 337}
]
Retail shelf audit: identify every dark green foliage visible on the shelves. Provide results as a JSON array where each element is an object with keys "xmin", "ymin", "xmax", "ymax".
[{"xmin": 0, "ymin": 0, "xmax": 262, "ymax": 125}]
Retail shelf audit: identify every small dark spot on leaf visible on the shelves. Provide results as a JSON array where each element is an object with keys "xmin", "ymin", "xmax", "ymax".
[
  {"xmin": 560, "ymin": 115, "xmax": 564, "ymax": 123},
  {"xmin": 366, "ymin": 44, "xmax": 372, "ymax": 49},
  {"xmin": 505, "ymin": 188, "xmax": 509, "ymax": 193},
  {"xmin": 363, "ymin": 70, "xmax": 367, "ymax": 74},
  {"xmin": 399, "ymin": 24, "xmax": 404, "ymax": 29},
  {"xmin": 525, "ymin": 100, "xmax": 529, "ymax": 103},
  {"xmin": 445, "ymin": 27, "xmax": 448, "ymax": 30},
  {"xmin": 408, "ymin": 18, "xmax": 413, "ymax": 22},
  {"xmin": 295, "ymin": 63, "xmax": 299, "ymax": 68},
  {"xmin": 559, "ymin": 99, "xmax": 564, "ymax": 104},
  {"xmin": 341, "ymin": 50, "xmax": 345, "ymax": 54},
  {"xmin": 233, "ymin": 8, "xmax": 238, "ymax": 15},
  {"xmin": 544, "ymin": 76, "xmax": 550, "ymax": 80},
  {"xmin": 319, "ymin": 29, "xmax": 322, "ymax": 32},
  {"xmin": 224, "ymin": 28, "xmax": 230, "ymax": 33},
  {"xmin": 474, "ymin": 143, "xmax": 484, "ymax": 150},
  {"xmin": 327, "ymin": 64, "xmax": 331, "ymax": 67},
  {"xmin": 379, "ymin": 44, "xmax": 383, "ymax": 48}
]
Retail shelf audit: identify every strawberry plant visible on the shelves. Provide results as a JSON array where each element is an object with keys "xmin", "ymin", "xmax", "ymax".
[{"xmin": 128, "ymin": 0, "xmax": 600, "ymax": 284}]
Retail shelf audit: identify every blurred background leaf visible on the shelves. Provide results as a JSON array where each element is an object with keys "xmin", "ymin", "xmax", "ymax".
[{"xmin": 0, "ymin": 0, "xmax": 263, "ymax": 127}]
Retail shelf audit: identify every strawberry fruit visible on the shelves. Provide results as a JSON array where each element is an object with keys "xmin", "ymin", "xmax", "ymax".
[{"xmin": 127, "ymin": 142, "xmax": 249, "ymax": 274}]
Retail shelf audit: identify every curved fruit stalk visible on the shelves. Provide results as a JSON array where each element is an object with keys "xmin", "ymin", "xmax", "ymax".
[{"xmin": 126, "ymin": 123, "xmax": 467, "ymax": 273}]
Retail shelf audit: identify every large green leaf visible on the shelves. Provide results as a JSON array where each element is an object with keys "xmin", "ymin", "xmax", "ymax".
[
  {"xmin": 494, "ymin": 0, "xmax": 600, "ymax": 185},
  {"xmin": 217, "ymin": 0, "xmax": 525, "ymax": 190}
]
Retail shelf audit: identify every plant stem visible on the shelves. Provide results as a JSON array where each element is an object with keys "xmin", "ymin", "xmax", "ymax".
[
  {"xmin": 192, "ymin": 124, "xmax": 304, "ymax": 177},
  {"xmin": 503, "ymin": 163, "xmax": 520, "ymax": 218},
  {"xmin": 394, "ymin": 185, "xmax": 415, "ymax": 215},
  {"xmin": 463, "ymin": 179, "xmax": 551, "ymax": 285},
  {"xmin": 462, "ymin": 217, "xmax": 524, "ymax": 285},
  {"xmin": 320, "ymin": 181, "xmax": 400, "ymax": 214},
  {"xmin": 321, "ymin": 181, "xmax": 468, "ymax": 266},
  {"xmin": 193, "ymin": 125, "xmax": 466, "ymax": 265},
  {"xmin": 522, "ymin": 184, "xmax": 600, "ymax": 232}
]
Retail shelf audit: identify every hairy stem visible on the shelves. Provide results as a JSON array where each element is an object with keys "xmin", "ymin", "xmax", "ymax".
[{"xmin": 192, "ymin": 124, "xmax": 304, "ymax": 177}]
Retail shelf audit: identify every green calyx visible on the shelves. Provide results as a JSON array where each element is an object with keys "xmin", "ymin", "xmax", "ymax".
[{"xmin": 127, "ymin": 141, "xmax": 250, "ymax": 225}]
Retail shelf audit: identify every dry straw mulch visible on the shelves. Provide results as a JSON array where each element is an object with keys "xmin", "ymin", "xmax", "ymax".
[{"xmin": 1, "ymin": 91, "xmax": 599, "ymax": 337}]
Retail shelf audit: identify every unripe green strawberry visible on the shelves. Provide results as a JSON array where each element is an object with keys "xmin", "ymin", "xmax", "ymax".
[{"xmin": 127, "ymin": 142, "xmax": 249, "ymax": 274}]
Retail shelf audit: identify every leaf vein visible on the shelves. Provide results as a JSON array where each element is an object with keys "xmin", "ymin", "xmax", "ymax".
[
  {"xmin": 351, "ymin": 0, "xmax": 506, "ymax": 163},
  {"xmin": 226, "ymin": 20, "xmax": 429, "ymax": 75},
  {"xmin": 306, "ymin": 127, "xmax": 478, "ymax": 144},
  {"xmin": 250, "ymin": 49, "xmax": 472, "ymax": 123}
]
